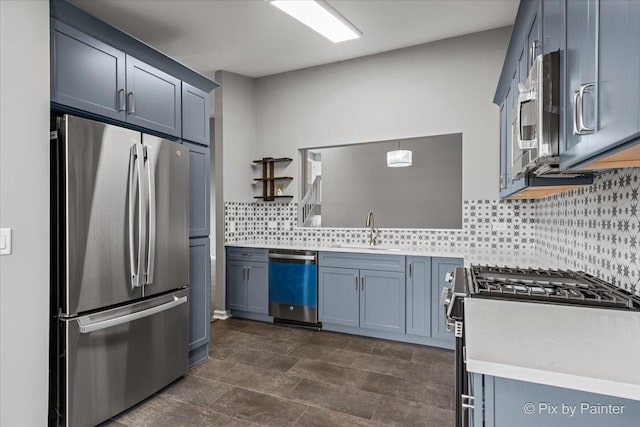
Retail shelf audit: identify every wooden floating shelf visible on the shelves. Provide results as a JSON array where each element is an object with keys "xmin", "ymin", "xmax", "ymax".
[
  {"xmin": 253, "ymin": 195, "xmax": 293, "ymax": 200},
  {"xmin": 252, "ymin": 157, "xmax": 292, "ymax": 164},
  {"xmin": 253, "ymin": 157, "xmax": 294, "ymax": 201},
  {"xmin": 253, "ymin": 177, "xmax": 293, "ymax": 181}
]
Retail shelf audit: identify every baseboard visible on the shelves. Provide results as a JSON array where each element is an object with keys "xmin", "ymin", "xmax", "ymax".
[{"xmin": 212, "ymin": 309, "xmax": 231, "ymax": 320}]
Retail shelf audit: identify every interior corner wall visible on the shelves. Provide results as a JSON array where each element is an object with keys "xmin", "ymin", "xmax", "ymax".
[
  {"xmin": 209, "ymin": 117, "xmax": 216, "ymax": 256},
  {"xmin": 254, "ymin": 26, "xmax": 512, "ymax": 202},
  {"xmin": 0, "ymin": 1, "xmax": 51, "ymax": 425},
  {"xmin": 217, "ymin": 70, "xmax": 258, "ymax": 203}
]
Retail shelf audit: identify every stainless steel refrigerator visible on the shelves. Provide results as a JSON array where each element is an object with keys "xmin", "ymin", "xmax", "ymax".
[{"xmin": 50, "ymin": 114, "xmax": 190, "ymax": 427}]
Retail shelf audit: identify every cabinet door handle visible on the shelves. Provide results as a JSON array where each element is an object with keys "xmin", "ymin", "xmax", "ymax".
[
  {"xmin": 361, "ymin": 277, "xmax": 365, "ymax": 291},
  {"xmin": 127, "ymin": 91, "xmax": 135, "ymax": 114},
  {"xmin": 355, "ymin": 275, "xmax": 358, "ymax": 290},
  {"xmin": 247, "ymin": 266, "xmax": 250, "ymax": 281},
  {"xmin": 529, "ymin": 40, "xmax": 540, "ymax": 65},
  {"xmin": 408, "ymin": 262, "xmax": 412, "ymax": 278},
  {"xmin": 573, "ymin": 83, "xmax": 595, "ymax": 135},
  {"xmin": 118, "ymin": 88, "xmax": 126, "ymax": 112},
  {"xmin": 576, "ymin": 83, "xmax": 595, "ymax": 135}
]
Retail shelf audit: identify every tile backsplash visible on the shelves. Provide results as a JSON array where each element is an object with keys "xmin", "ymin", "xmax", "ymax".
[
  {"xmin": 225, "ymin": 168, "xmax": 640, "ymax": 295},
  {"xmin": 225, "ymin": 199, "xmax": 537, "ymax": 250},
  {"xmin": 536, "ymin": 168, "xmax": 640, "ymax": 295},
  {"xmin": 225, "ymin": 169, "xmax": 640, "ymax": 295}
]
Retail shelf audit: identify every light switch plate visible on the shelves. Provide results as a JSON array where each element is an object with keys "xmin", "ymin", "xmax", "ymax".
[
  {"xmin": 491, "ymin": 222, "xmax": 508, "ymax": 231},
  {"xmin": 227, "ymin": 222, "xmax": 236, "ymax": 233},
  {"xmin": 268, "ymin": 221, "xmax": 278, "ymax": 229},
  {"xmin": 0, "ymin": 228, "xmax": 12, "ymax": 255}
]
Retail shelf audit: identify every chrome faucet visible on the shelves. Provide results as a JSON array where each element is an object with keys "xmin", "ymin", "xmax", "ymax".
[{"xmin": 366, "ymin": 211, "xmax": 381, "ymax": 246}]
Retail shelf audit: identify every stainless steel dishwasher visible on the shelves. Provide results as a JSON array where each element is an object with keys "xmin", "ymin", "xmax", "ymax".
[{"xmin": 268, "ymin": 249, "xmax": 319, "ymax": 325}]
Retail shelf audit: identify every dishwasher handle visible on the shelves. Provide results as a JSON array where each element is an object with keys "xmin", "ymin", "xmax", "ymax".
[{"xmin": 268, "ymin": 253, "xmax": 317, "ymax": 262}]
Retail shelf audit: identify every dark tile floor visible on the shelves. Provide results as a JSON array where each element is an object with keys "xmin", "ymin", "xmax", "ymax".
[{"xmin": 106, "ymin": 319, "xmax": 455, "ymax": 427}]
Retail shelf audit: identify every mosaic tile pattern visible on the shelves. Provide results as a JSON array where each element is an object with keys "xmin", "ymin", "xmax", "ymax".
[
  {"xmin": 225, "ymin": 169, "xmax": 640, "ymax": 296},
  {"xmin": 225, "ymin": 200, "xmax": 537, "ymax": 250},
  {"xmin": 535, "ymin": 168, "xmax": 640, "ymax": 296}
]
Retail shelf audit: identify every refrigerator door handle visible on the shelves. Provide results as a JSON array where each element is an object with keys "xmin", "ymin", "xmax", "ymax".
[
  {"xmin": 78, "ymin": 295, "xmax": 188, "ymax": 334},
  {"xmin": 144, "ymin": 145, "xmax": 156, "ymax": 285},
  {"xmin": 127, "ymin": 145, "xmax": 138, "ymax": 288},
  {"xmin": 128, "ymin": 144, "xmax": 147, "ymax": 289}
]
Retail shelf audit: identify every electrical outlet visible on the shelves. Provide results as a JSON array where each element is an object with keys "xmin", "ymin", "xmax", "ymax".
[
  {"xmin": 491, "ymin": 222, "xmax": 508, "ymax": 231},
  {"xmin": 227, "ymin": 221, "xmax": 236, "ymax": 233},
  {"xmin": 0, "ymin": 228, "xmax": 12, "ymax": 255}
]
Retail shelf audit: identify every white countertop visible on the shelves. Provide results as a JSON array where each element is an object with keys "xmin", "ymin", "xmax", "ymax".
[
  {"xmin": 465, "ymin": 298, "xmax": 640, "ymax": 401},
  {"xmin": 226, "ymin": 240, "xmax": 560, "ymax": 268}
]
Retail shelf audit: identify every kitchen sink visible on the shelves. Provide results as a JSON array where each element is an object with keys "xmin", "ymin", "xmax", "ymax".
[{"xmin": 331, "ymin": 244, "xmax": 402, "ymax": 252}]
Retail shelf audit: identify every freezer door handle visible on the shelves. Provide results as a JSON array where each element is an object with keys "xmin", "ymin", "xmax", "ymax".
[
  {"xmin": 78, "ymin": 295, "xmax": 188, "ymax": 334},
  {"xmin": 128, "ymin": 144, "xmax": 147, "ymax": 289},
  {"xmin": 144, "ymin": 145, "xmax": 156, "ymax": 285}
]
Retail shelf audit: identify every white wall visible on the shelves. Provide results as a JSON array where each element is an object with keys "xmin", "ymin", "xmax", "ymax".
[
  {"xmin": 249, "ymin": 27, "xmax": 511, "ymax": 202},
  {"xmin": 0, "ymin": 1, "xmax": 50, "ymax": 425}
]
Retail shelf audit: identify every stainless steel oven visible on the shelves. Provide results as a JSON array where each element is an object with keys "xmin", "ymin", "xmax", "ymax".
[
  {"xmin": 512, "ymin": 50, "xmax": 560, "ymax": 177},
  {"xmin": 442, "ymin": 265, "xmax": 640, "ymax": 427}
]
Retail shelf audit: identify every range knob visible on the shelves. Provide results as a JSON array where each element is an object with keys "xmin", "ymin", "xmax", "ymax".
[
  {"xmin": 445, "ymin": 271, "xmax": 455, "ymax": 283},
  {"xmin": 440, "ymin": 287, "xmax": 452, "ymax": 308}
]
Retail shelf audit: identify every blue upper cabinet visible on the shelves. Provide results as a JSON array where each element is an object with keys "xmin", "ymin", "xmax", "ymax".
[
  {"xmin": 497, "ymin": 0, "xmax": 640, "ymax": 172},
  {"xmin": 562, "ymin": 0, "xmax": 640, "ymax": 170},
  {"xmin": 525, "ymin": 2, "xmax": 541, "ymax": 71},
  {"xmin": 185, "ymin": 142, "xmax": 210, "ymax": 238},
  {"xmin": 560, "ymin": 0, "xmax": 598, "ymax": 168},
  {"xmin": 50, "ymin": 1, "xmax": 218, "ymax": 140},
  {"xmin": 126, "ymin": 55, "xmax": 182, "ymax": 138},
  {"xmin": 182, "ymin": 82, "xmax": 210, "ymax": 146},
  {"xmin": 51, "ymin": 20, "xmax": 126, "ymax": 121}
]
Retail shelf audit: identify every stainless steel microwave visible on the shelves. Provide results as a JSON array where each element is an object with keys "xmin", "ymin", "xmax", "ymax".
[{"xmin": 512, "ymin": 50, "xmax": 560, "ymax": 178}]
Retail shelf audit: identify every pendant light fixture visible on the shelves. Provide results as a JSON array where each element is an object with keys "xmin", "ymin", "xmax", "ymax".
[{"xmin": 387, "ymin": 141, "xmax": 412, "ymax": 167}]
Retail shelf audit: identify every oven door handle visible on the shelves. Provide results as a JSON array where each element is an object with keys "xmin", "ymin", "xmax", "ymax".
[{"xmin": 516, "ymin": 89, "xmax": 535, "ymax": 149}]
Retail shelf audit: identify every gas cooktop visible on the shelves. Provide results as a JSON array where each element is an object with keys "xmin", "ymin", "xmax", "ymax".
[{"xmin": 468, "ymin": 265, "xmax": 640, "ymax": 310}]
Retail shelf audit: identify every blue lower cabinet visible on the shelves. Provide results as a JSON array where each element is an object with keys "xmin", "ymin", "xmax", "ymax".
[
  {"xmin": 246, "ymin": 262, "xmax": 268, "ymax": 315},
  {"xmin": 318, "ymin": 267, "xmax": 359, "ymax": 328},
  {"xmin": 431, "ymin": 257, "xmax": 463, "ymax": 342},
  {"xmin": 227, "ymin": 260, "xmax": 248, "ymax": 311},
  {"xmin": 316, "ymin": 252, "xmax": 460, "ymax": 348},
  {"xmin": 406, "ymin": 257, "xmax": 431, "ymax": 337},
  {"xmin": 225, "ymin": 248, "xmax": 269, "ymax": 320},
  {"xmin": 359, "ymin": 269, "xmax": 405, "ymax": 334},
  {"xmin": 474, "ymin": 374, "xmax": 640, "ymax": 427},
  {"xmin": 188, "ymin": 237, "xmax": 210, "ymax": 367}
]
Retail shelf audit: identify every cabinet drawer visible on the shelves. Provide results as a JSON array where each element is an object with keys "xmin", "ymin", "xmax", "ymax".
[
  {"xmin": 226, "ymin": 247, "xmax": 268, "ymax": 262},
  {"xmin": 319, "ymin": 251, "xmax": 405, "ymax": 272}
]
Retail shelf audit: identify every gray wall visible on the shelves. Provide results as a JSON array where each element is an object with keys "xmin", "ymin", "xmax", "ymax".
[
  {"xmin": 251, "ymin": 27, "xmax": 510, "ymax": 202},
  {"xmin": 0, "ymin": 1, "xmax": 50, "ymax": 425},
  {"xmin": 210, "ymin": 117, "xmax": 216, "ymax": 256},
  {"xmin": 319, "ymin": 134, "xmax": 462, "ymax": 228},
  {"xmin": 218, "ymin": 71, "xmax": 258, "ymax": 203}
]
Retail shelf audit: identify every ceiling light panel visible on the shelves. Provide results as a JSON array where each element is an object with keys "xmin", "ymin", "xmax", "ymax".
[{"xmin": 271, "ymin": 0, "xmax": 362, "ymax": 43}]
